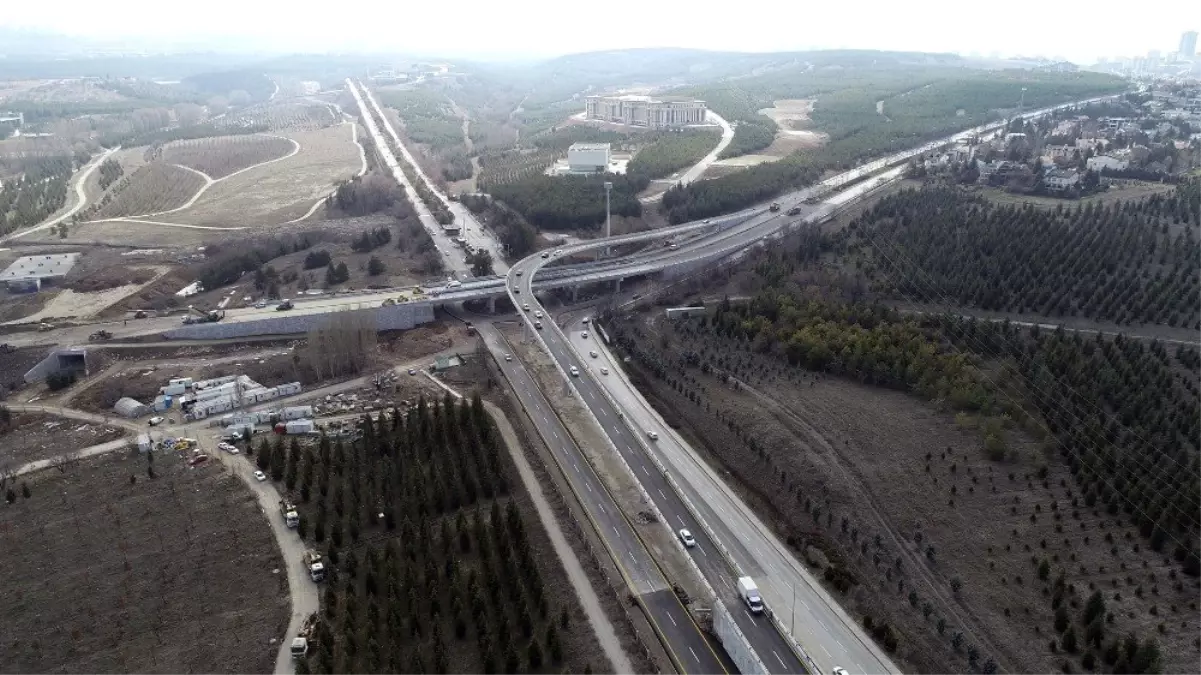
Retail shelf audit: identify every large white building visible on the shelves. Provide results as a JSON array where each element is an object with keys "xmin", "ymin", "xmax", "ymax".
[
  {"xmin": 567, "ymin": 143, "xmax": 611, "ymax": 173},
  {"xmin": 585, "ymin": 95, "xmax": 707, "ymax": 129}
]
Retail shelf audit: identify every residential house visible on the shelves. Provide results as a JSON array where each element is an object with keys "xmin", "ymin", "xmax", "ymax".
[
  {"xmin": 1045, "ymin": 144, "xmax": 1077, "ymax": 160},
  {"xmin": 1086, "ymin": 155, "xmax": 1129, "ymax": 171},
  {"xmin": 1043, "ymin": 168, "xmax": 1081, "ymax": 192}
]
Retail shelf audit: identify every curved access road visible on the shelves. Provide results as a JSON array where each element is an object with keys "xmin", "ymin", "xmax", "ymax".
[
  {"xmin": 641, "ymin": 110, "xmax": 735, "ymax": 203},
  {"xmin": 1, "ymin": 145, "xmax": 121, "ymax": 242}
]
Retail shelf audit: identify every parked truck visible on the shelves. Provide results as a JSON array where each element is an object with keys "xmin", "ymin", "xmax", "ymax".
[
  {"xmin": 280, "ymin": 500, "xmax": 299, "ymax": 528},
  {"xmin": 738, "ymin": 576, "xmax": 764, "ymax": 614},
  {"xmin": 303, "ymin": 550, "xmax": 326, "ymax": 582},
  {"xmin": 291, "ymin": 613, "xmax": 317, "ymax": 659},
  {"xmin": 275, "ymin": 418, "xmax": 315, "ymax": 435},
  {"xmin": 786, "ymin": 206, "xmax": 802, "ymax": 216},
  {"xmin": 88, "ymin": 330, "xmax": 113, "ymax": 341},
  {"xmin": 769, "ymin": 202, "xmax": 781, "ymax": 212}
]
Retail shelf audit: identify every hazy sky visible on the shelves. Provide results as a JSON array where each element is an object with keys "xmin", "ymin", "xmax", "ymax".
[{"xmin": 2, "ymin": 0, "xmax": 1196, "ymax": 63}]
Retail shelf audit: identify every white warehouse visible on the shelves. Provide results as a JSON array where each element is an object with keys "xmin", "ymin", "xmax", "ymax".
[{"xmin": 567, "ymin": 143, "xmax": 611, "ymax": 173}]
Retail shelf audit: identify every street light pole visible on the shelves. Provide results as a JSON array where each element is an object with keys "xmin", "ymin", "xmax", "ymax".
[{"xmin": 603, "ymin": 181, "xmax": 613, "ymax": 259}]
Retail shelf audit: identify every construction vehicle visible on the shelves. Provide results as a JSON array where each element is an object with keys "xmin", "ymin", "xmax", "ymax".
[
  {"xmin": 133, "ymin": 310, "xmax": 148, "ymax": 319},
  {"xmin": 804, "ymin": 195, "xmax": 821, "ymax": 205},
  {"xmin": 276, "ymin": 300, "xmax": 294, "ymax": 311},
  {"xmin": 88, "ymin": 330, "xmax": 113, "ymax": 341},
  {"xmin": 769, "ymin": 202, "xmax": 781, "ymax": 212},
  {"xmin": 382, "ymin": 298, "xmax": 396, "ymax": 307},
  {"xmin": 280, "ymin": 500, "xmax": 300, "ymax": 528},
  {"xmin": 786, "ymin": 206, "xmax": 802, "ymax": 216},
  {"xmin": 465, "ymin": 321, "xmax": 475, "ymax": 335},
  {"xmin": 303, "ymin": 550, "xmax": 326, "ymax": 582},
  {"xmin": 291, "ymin": 613, "xmax": 317, "ymax": 659},
  {"xmin": 411, "ymin": 286, "xmax": 425, "ymax": 296},
  {"xmin": 181, "ymin": 306, "xmax": 225, "ymax": 325}
]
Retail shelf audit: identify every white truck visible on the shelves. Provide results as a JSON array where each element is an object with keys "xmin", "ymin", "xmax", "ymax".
[
  {"xmin": 303, "ymin": 551, "xmax": 326, "ymax": 582},
  {"xmin": 738, "ymin": 576, "xmax": 764, "ymax": 614},
  {"xmin": 280, "ymin": 500, "xmax": 300, "ymax": 528}
]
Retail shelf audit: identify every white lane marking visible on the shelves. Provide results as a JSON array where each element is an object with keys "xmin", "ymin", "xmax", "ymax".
[
  {"xmin": 612, "ymin": 526, "xmax": 620, "ymax": 538},
  {"xmin": 658, "ymin": 489, "xmax": 666, "ymax": 500},
  {"xmin": 677, "ymin": 515, "xmax": 686, "ymax": 527},
  {"xmin": 774, "ymin": 651, "xmax": 787, "ymax": 668},
  {"xmin": 668, "ymin": 612, "xmax": 678, "ymax": 627},
  {"xmin": 586, "ymin": 482, "xmax": 593, "ymax": 493},
  {"xmin": 599, "ymin": 504, "xmax": 606, "ymax": 514},
  {"xmin": 819, "ymin": 644, "xmax": 832, "ymax": 658},
  {"xmin": 744, "ymin": 609, "xmax": 756, "ymax": 621},
  {"xmin": 641, "ymin": 465, "xmax": 650, "ymax": 477},
  {"xmin": 573, "ymin": 463, "xmax": 580, "ymax": 473},
  {"xmin": 688, "ymin": 647, "xmax": 699, "ymax": 663},
  {"xmin": 697, "ymin": 546, "xmax": 707, "ymax": 557}
]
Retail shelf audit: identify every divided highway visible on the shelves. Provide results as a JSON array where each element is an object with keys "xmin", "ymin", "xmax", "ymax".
[{"xmin": 477, "ymin": 324, "xmax": 727, "ymax": 674}]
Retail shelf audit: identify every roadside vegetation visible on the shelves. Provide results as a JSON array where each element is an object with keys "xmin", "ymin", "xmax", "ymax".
[{"xmin": 273, "ymin": 395, "xmax": 606, "ymax": 674}]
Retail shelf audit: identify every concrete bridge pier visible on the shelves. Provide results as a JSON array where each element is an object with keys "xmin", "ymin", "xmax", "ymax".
[
  {"xmin": 487, "ymin": 296, "xmax": 497, "ymax": 313},
  {"xmin": 614, "ymin": 277, "xmax": 623, "ymax": 293},
  {"xmin": 571, "ymin": 285, "xmax": 580, "ymax": 302}
]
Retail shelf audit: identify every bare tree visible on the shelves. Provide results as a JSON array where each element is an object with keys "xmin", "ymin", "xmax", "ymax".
[
  {"xmin": 50, "ymin": 449, "xmax": 82, "ymax": 474},
  {"xmin": 301, "ymin": 310, "xmax": 378, "ymax": 381}
]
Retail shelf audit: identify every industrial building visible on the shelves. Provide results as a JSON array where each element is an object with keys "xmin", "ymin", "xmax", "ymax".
[
  {"xmin": 567, "ymin": 143, "xmax": 612, "ymax": 173},
  {"xmin": 0, "ymin": 253, "xmax": 81, "ymax": 292},
  {"xmin": 584, "ymin": 95, "xmax": 707, "ymax": 129}
]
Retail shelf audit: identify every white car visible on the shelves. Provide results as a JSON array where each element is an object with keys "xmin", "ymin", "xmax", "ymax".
[
  {"xmin": 589, "ymin": 350, "xmax": 598, "ymax": 358},
  {"xmin": 255, "ymin": 300, "xmax": 268, "ymax": 309},
  {"xmin": 534, "ymin": 310, "xmax": 542, "ymax": 319},
  {"xmin": 253, "ymin": 470, "xmax": 268, "ymax": 482},
  {"xmin": 523, "ymin": 303, "xmax": 530, "ymax": 312},
  {"xmin": 678, "ymin": 528, "xmax": 696, "ymax": 548},
  {"xmin": 600, "ymin": 367, "xmax": 609, "ymax": 375},
  {"xmin": 581, "ymin": 331, "xmax": 588, "ymax": 339},
  {"xmin": 504, "ymin": 353, "xmax": 512, "ymax": 362},
  {"xmin": 148, "ymin": 416, "xmax": 165, "ymax": 426},
  {"xmin": 541, "ymin": 252, "xmax": 550, "ymax": 259},
  {"xmin": 515, "ymin": 270, "xmax": 523, "ymax": 276},
  {"xmin": 647, "ymin": 430, "xmax": 658, "ymax": 441},
  {"xmin": 569, "ymin": 365, "xmax": 579, "ymax": 377},
  {"xmin": 554, "ymin": 249, "xmax": 563, "ymax": 256},
  {"xmin": 582, "ymin": 317, "xmax": 590, "ymax": 324},
  {"xmin": 218, "ymin": 442, "xmax": 239, "ymax": 454},
  {"xmin": 832, "ymin": 668, "xmax": 849, "ymax": 675}
]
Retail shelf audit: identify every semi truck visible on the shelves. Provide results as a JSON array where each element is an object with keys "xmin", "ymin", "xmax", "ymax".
[
  {"xmin": 303, "ymin": 551, "xmax": 326, "ymax": 582},
  {"xmin": 280, "ymin": 500, "xmax": 299, "ymax": 528},
  {"xmin": 738, "ymin": 576, "xmax": 764, "ymax": 614},
  {"xmin": 291, "ymin": 613, "xmax": 317, "ymax": 659}
]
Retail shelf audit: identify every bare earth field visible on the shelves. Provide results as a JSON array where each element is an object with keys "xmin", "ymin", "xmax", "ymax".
[
  {"xmin": 0, "ymin": 412, "xmax": 125, "ymax": 468},
  {"xmin": 168, "ymin": 124, "xmax": 362, "ymax": 226},
  {"xmin": 2, "ymin": 268, "xmax": 167, "ymax": 325},
  {"xmin": 0, "ymin": 449, "xmax": 289, "ymax": 673},
  {"xmin": 92, "ymin": 163, "xmax": 207, "ymax": 219},
  {"xmin": 59, "ymin": 219, "xmax": 221, "ymax": 248},
  {"xmin": 708, "ymin": 99, "xmax": 826, "ymax": 171},
  {"xmin": 612, "ymin": 313, "xmax": 1200, "ymax": 673},
  {"xmin": 162, "ymin": 134, "xmax": 298, "ymax": 180}
]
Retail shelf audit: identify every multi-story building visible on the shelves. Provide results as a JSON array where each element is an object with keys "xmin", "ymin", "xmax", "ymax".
[
  {"xmin": 1180, "ymin": 31, "xmax": 1198, "ymax": 59},
  {"xmin": 1043, "ymin": 168, "xmax": 1081, "ymax": 192},
  {"xmin": 585, "ymin": 95, "xmax": 707, "ymax": 129}
]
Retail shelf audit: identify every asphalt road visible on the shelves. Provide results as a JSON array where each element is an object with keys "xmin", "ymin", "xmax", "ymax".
[
  {"xmin": 477, "ymin": 323, "xmax": 728, "ymax": 675},
  {"xmin": 510, "ymin": 259, "xmax": 808, "ymax": 674},
  {"xmin": 566, "ymin": 318, "xmax": 897, "ymax": 675}
]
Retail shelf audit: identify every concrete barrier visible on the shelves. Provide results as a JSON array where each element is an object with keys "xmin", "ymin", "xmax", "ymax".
[{"xmin": 163, "ymin": 303, "xmax": 435, "ymax": 340}]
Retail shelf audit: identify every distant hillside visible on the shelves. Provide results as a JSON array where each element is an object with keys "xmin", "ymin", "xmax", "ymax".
[
  {"xmin": 180, "ymin": 70, "xmax": 276, "ymax": 103},
  {"xmin": 489, "ymin": 47, "xmax": 966, "ymax": 107}
]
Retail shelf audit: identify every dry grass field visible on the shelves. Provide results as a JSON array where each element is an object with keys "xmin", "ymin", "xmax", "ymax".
[
  {"xmin": 611, "ymin": 314, "xmax": 1200, "ymax": 673},
  {"xmin": 162, "ymin": 135, "xmax": 297, "ymax": 179},
  {"xmin": 82, "ymin": 147, "xmax": 149, "ymax": 204},
  {"xmin": 168, "ymin": 124, "xmax": 361, "ymax": 226},
  {"xmin": 90, "ymin": 163, "xmax": 207, "ymax": 219},
  {"xmin": 0, "ymin": 413, "xmax": 126, "ymax": 467},
  {"xmin": 58, "ymin": 218, "xmax": 216, "ymax": 248},
  {"xmin": 0, "ymin": 449, "xmax": 289, "ymax": 673}
]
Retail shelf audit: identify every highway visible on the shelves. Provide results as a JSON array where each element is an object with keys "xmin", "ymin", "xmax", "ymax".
[
  {"xmin": 566, "ymin": 318, "xmax": 893, "ymax": 674},
  {"xmin": 510, "ymin": 254, "xmax": 810, "ymax": 674},
  {"xmin": 354, "ymin": 80, "xmax": 509, "ymax": 274},
  {"xmin": 477, "ymin": 323, "xmax": 727, "ymax": 674}
]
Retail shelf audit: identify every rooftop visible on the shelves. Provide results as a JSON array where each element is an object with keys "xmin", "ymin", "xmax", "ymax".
[
  {"xmin": 0, "ymin": 253, "xmax": 81, "ymax": 282},
  {"xmin": 569, "ymin": 143, "xmax": 612, "ymax": 151}
]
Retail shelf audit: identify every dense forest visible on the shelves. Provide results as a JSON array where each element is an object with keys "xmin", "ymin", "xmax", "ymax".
[
  {"xmin": 828, "ymin": 183, "xmax": 1201, "ymax": 328},
  {"xmin": 256, "ymin": 395, "xmax": 598, "ymax": 674},
  {"xmin": 0, "ymin": 155, "xmax": 76, "ymax": 236},
  {"xmin": 660, "ymin": 153, "xmax": 823, "ymax": 223},
  {"xmin": 460, "ymin": 194, "xmax": 539, "ymax": 257},
  {"xmin": 180, "ymin": 69, "xmax": 276, "ymax": 103}
]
